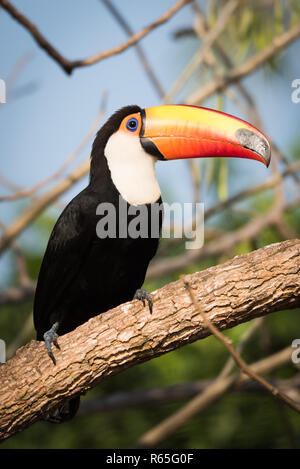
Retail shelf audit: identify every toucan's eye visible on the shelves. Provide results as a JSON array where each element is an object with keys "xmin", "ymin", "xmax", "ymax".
[{"xmin": 126, "ymin": 118, "xmax": 138, "ymax": 132}]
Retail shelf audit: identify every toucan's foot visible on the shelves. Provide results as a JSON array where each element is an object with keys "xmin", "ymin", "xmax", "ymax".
[
  {"xmin": 134, "ymin": 289, "xmax": 153, "ymax": 314},
  {"xmin": 43, "ymin": 322, "xmax": 60, "ymax": 365}
]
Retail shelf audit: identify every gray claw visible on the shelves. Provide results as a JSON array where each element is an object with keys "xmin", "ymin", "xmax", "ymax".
[
  {"xmin": 134, "ymin": 289, "xmax": 153, "ymax": 314},
  {"xmin": 43, "ymin": 322, "xmax": 60, "ymax": 365}
]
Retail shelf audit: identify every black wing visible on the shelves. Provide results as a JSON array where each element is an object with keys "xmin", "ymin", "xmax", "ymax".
[{"xmin": 33, "ymin": 191, "xmax": 95, "ymax": 339}]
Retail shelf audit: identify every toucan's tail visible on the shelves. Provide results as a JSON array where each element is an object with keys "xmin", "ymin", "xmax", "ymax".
[{"xmin": 43, "ymin": 396, "xmax": 80, "ymax": 424}]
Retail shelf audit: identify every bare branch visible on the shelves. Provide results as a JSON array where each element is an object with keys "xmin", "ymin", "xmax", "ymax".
[
  {"xmin": 136, "ymin": 283, "xmax": 300, "ymax": 448},
  {"xmin": 148, "ymin": 201, "xmax": 288, "ymax": 278},
  {"xmin": 101, "ymin": 0, "xmax": 164, "ymax": 98},
  {"xmin": 12, "ymin": 244, "xmax": 32, "ymax": 287},
  {"xmin": 148, "ymin": 156, "xmax": 300, "ymax": 280},
  {"xmin": 190, "ymin": 2, "xmax": 266, "ymax": 126},
  {"xmin": 0, "ymin": 158, "xmax": 90, "ymax": 255},
  {"xmin": 184, "ymin": 281, "xmax": 300, "ymax": 413},
  {"xmin": 186, "ymin": 22, "xmax": 300, "ymax": 105},
  {"xmin": 0, "ymin": 283, "xmax": 36, "ymax": 307},
  {"xmin": 6, "ymin": 312, "xmax": 34, "ymax": 359},
  {"xmin": 0, "ymin": 0, "xmax": 192, "ymax": 75},
  {"xmin": 0, "ymin": 100, "xmax": 107, "ymax": 202},
  {"xmin": 204, "ymin": 160, "xmax": 300, "ymax": 221},
  {"xmin": 79, "ymin": 346, "xmax": 297, "ymax": 414},
  {"xmin": 163, "ymin": 0, "xmax": 239, "ymax": 104}
]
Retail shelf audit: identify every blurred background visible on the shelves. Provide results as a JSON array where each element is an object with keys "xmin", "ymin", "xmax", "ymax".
[{"xmin": 0, "ymin": 0, "xmax": 300, "ymax": 449}]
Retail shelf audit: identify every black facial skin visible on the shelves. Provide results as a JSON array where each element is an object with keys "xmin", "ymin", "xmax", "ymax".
[{"xmin": 139, "ymin": 108, "xmax": 165, "ymax": 161}]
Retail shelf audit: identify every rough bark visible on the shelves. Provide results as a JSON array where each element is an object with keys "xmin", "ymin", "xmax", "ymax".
[{"xmin": 0, "ymin": 239, "xmax": 299, "ymax": 441}]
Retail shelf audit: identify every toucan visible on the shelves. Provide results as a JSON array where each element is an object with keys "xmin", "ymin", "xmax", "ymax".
[{"xmin": 33, "ymin": 104, "xmax": 270, "ymax": 422}]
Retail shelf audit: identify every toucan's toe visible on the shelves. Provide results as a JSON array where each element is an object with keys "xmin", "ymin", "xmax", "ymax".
[
  {"xmin": 134, "ymin": 289, "xmax": 153, "ymax": 315},
  {"xmin": 43, "ymin": 322, "xmax": 60, "ymax": 365}
]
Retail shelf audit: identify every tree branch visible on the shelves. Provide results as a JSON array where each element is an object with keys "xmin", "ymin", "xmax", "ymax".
[
  {"xmin": 0, "ymin": 239, "xmax": 299, "ymax": 441},
  {"xmin": 0, "ymin": 158, "xmax": 90, "ymax": 255},
  {"xmin": 79, "ymin": 346, "xmax": 297, "ymax": 414},
  {"xmin": 0, "ymin": 282, "xmax": 36, "ymax": 306},
  {"xmin": 186, "ymin": 22, "xmax": 300, "ymax": 105},
  {"xmin": 163, "ymin": 0, "xmax": 239, "ymax": 104},
  {"xmin": 101, "ymin": 0, "xmax": 164, "ymax": 98},
  {"xmin": 0, "ymin": 0, "xmax": 192, "ymax": 75},
  {"xmin": 0, "ymin": 99, "xmax": 107, "ymax": 202},
  {"xmin": 184, "ymin": 281, "xmax": 300, "ymax": 413},
  {"xmin": 137, "ymin": 282, "xmax": 300, "ymax": 447},
  {"xmin": 148, "ymin": 202, "xmax": 283, "ymax": 278}
]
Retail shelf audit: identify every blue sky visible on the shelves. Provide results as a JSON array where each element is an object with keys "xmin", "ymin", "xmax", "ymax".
[{"xmin": 0, "ymin": 0, "xmax": 300, "ymax": 284}]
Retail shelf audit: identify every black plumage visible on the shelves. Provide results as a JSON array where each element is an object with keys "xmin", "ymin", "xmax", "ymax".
[{"xmin": 33, "ymin": 106, "xmax": 162, "ymax": 422}]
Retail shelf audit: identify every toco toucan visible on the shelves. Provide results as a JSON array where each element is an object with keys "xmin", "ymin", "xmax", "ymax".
[{"xmin": 33, "ymin": 104, "xmax": 270, "ymax": 422}]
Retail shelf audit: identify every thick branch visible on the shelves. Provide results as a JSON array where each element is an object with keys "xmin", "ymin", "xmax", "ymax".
[{"xmin": 0, "ymin": 239, "xmax": 299, "ymax": 441}]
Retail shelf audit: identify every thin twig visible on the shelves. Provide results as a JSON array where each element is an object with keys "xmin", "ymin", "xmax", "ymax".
[
  {"xmin": 148, "ymin": 159, "xmax": 300, "ymax": 279},
  {"xmin": 189, "ymin": 2, "xmax": 300, "ymax": 189},
  {"xmin": 101, "ymin": 0, "xmax": 164, "ymax": 98},
  {"xmin": 218, "ymin": 317, "xmax": 264, "ymax": 379},
  {"xmin": 184, "ymin": 280, "xmax": 300, "ymax": 414},
  {"xmin": 205, "ymin": 159, "xmax": 300, "ymax": 220},
  {"xmin": 163, "ymin": 0, "xmax": 239, "ymax": 104},
  {"xmin": 148, "ymin": 200, "xmax": 291, "ymax": 278},
  {"xmin": 186, "ymin": 22, "xmax": 300, "ymax": 105},
  {"xmin": 0, "ymin": 283, "xmax": 36, "ymax": 306},
  {"xmin": 137, "ymin": 345, "xmax": 298, "ymax": 448},
  {"xmin": 0, "ymin": 219, "xmax": 32, "ymax": 288},
  {"xmin": 0, "ymin": 93, "xmax": 109, "ymax": 253},
  {"xmin": 80, "ymin": 346, "xmax": 296, "ymax": 415},
  {"xmin": 0, "ymin": 98, "xmax": 107, "ymax": 202},
  {"xmin": 6, "ymin": 312, "xmax": 34, "ymax": 359},
  {"xmin": 136, "ymin": 282, "xmax": 299, "ymax": 448},
  {"xmin": 12, "ymin": 244, "xmax": 32, "ymax": 287},
  {"xmin": 191, "ymin": 2, "xmax": 261, "ymax": 120},
  {"xmin": 0, "ymin": 158, "xmax": 90, "ymax": 256}
]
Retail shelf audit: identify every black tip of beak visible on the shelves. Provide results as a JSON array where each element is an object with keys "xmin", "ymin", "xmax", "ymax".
[{"xmin": 235, "ymin": 128, "xmax": 271, "ymax": 167}]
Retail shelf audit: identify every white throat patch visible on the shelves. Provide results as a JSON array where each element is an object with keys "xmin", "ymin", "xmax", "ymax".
[{"xmin": 104, "ymin": 131, "xmax": 161, "ymax": 205}]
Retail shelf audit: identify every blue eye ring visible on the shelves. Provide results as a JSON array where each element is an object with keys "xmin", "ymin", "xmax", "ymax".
[{"xmin": 126, "ymin": 117, "xmax": 139, "ymax": 132}]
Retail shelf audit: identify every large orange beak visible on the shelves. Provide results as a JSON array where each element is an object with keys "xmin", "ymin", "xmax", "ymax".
[{"xmin": 140, "ymin": 105, "xmax": 270, "ymax": 167}]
